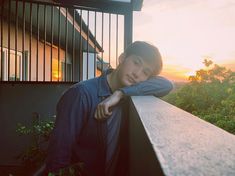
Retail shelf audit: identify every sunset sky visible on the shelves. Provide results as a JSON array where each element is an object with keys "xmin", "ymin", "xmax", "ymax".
[{"xmin": 133, "ymin": 0, "xmax": 235, "ymax": 82}]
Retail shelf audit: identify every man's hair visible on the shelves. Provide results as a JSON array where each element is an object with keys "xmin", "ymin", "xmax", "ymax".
[{"xmin": 124, "ymin": 41, "xmax": 163, "ymax": 75}]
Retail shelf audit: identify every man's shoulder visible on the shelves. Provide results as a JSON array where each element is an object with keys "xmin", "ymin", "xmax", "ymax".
[{"xmin": 71, "ymin": 77, "xmax": 99, "ymax": 93}]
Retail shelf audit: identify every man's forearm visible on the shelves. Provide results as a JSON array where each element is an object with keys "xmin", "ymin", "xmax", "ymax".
[
  {"xmin": 119, "ymin": 76, "xmax": 173, "ymax": 97},
  {"xmin": 95, "ymin": 76, "xmax": 173, "ymax": 120}
]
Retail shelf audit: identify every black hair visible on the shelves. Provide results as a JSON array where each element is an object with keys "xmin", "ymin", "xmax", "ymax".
[{"xmin": 124, "ymin": 41, "xmax": 162, "ymax": 75}]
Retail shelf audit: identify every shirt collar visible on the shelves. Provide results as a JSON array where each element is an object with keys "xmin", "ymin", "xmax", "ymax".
[{"xmin": 98, "ymin": 69, "xmax": 113, "ymax": 97}]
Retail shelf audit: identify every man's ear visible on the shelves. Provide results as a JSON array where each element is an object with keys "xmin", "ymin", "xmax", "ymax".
[{"xmin": 118, "ymin": 53, "xmax": 126, "ymax": 64}]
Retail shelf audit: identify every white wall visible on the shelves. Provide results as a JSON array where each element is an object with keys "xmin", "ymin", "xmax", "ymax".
[{"xmin": 82, "ymin": 52, "xmax": 96, "ymax": 80}]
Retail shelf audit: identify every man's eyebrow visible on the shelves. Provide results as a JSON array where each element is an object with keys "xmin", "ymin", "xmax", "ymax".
[
  {"xmin": 135, "ymin": 55, "xmax": 154, "ymax": 74},
  {"xmin": 135, "ymin": 56, "xmax": 143, "ymax": 63}
]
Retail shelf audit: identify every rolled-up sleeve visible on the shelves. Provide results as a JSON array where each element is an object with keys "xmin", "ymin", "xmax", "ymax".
[
  {"xmin": 120, "ymin": 76, "xmax": 173, "ymax": 97},
  {"xmin": 45, "ymin": 85, "xmax": 88, "ymax": 173}
]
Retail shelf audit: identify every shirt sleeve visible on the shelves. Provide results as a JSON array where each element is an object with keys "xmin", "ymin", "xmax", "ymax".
[
  {"xmin": 45, "ymin": 84, "xmax": 89, "ymax": 173},
  {"xmin": 119, "ymin": 76, "xmax": 174, "ymax": 97}
]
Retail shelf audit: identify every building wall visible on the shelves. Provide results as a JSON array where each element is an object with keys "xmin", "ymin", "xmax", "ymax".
[
  {"xmin": 0, "ymin": 20, "xmax": 73, "ymax": 81},
  {"xmin": 82, "ymin": 52, "xmax": 96, "ymax": 80}
]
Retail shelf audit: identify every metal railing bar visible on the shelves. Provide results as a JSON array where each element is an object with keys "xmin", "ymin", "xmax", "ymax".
[
  {"xmin": 29, "ymin": 1, "xmax": 32, "ymax": 81},
  {"xmin": 43, "ymin": 4, "xmax": 47, "ymax": 81},
  {"xmin": 94, "ymin": 11, "xmax": 97, "ymax": 77},
  {"xmin": 1, "ymin": 0, "xmax": 4, "ymax": 81},
  {"xmin": 116, "ymin": 14, "xmax": 118, "ymax": 67},
  {"xmin": 58, "ymin": 6, "xmax": 61, "ymax": 82},
  {"xmin": 36, "ymin": 3, "xmax": 39, "ymax": 81},
  {"xmin": 108, "ymin": 13, "xmax": 111, "ymax": 68},
  {"xmin": 50, "ymin": 5, "xmax": 54, "ymax": 81},
  {"xmin": 65, "ymin": 7, "xmax": 68, "ymax": 81},
  {"xmin": 8, "ymin": 0, "xmax": 11, "ymax": 81},
  {"xmin": 101, "ymin": 12, "xmax": 104, "ymax": 72},
  {"xmin": 15, "ymin": 0, "xmax": 18, "ymax": 81},
  {"xmin": 87, "ymin": 10, "xmax": 89, "ymax": 80},
  {"xmin": 72, "ymin": 8, "xmax": 75, "ymax": 81},
  {"xmin": 79, "ymin": 9, "xmax": 83, "ymax": 81},
  {"xmin": 22, "ymin": 0, "xmax": 25, "ymax": 80}
]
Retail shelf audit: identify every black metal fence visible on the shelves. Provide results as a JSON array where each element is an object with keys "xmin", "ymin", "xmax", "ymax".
[{"xmin": 0, "ymin": 0, "xmax": 125, "ymax": 82}]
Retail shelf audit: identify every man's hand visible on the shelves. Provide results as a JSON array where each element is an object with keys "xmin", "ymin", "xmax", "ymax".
[{"xmin": 94, "ymin": 90, "xmax": 124, "ymax": 121}]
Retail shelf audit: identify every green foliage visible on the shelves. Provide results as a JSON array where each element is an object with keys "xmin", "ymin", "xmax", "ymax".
[
  {"xmin": 16, "ymin": 115, "xmax": 85, "ymax": 175},
  {"xmin": 164, "ymin": 59, "xmax": 235, "ymax": 134},
  {"xmin": 48, "ymin": 162, "xmax": 86, "ymax": 176},
  {"xmin": 16, "ymin": 116, "xmax": 55, "ymax": 169}
]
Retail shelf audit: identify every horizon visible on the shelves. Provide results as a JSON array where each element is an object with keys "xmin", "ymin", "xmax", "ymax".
[{"xmin": 133, "ymin": 0, "xmax": 235, "ymax": 82}]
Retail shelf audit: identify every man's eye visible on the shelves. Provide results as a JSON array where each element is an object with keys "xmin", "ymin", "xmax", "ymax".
[
  {"xmin": 133, "ymin": 60, "xmax": 140, "ymax": 65},
  {"xmin": 143, "ymin": 71, "xmax": 149, "ymax": 76},
  {"xmin": 143, "ymin": 70, "xmax": 150, "ymax": 76}
]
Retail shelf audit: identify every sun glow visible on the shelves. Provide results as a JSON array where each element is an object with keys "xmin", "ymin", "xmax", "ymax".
[
  {"xmin": 185, "ymin": 71, "xmax": 196, "ymax": 77},
  {"xmin": 133, "ymin": 0, "xmax": 235, "ymax": 82}
]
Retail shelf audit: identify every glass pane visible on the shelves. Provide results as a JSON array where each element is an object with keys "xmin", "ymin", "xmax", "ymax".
[
  {"xmin": 9, "ymin": 53, "xmax": 21, "ymax": 81},
  {"xmin": 52, "ymin": 59, "xmax": 63, "ymax": 81}
]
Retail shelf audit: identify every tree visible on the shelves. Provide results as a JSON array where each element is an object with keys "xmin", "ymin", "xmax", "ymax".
[{"xmin": 164, "ymin": 59, "xmax": 235, "ymax": 134}]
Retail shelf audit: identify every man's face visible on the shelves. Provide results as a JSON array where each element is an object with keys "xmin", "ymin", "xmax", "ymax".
[{"xmin": 117, "ymin": 54, "xmax": 157, "ymax": 87}]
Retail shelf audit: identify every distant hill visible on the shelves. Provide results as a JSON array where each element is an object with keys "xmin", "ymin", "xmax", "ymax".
[{"xmin": 171, "ymin": 81, "xmax": 188, "ymax": 92}]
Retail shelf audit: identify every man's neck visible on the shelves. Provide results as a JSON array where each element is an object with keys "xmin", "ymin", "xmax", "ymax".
[{"xmin": 107, "ymin": 70, "xmax": 121, "ymax": 92}]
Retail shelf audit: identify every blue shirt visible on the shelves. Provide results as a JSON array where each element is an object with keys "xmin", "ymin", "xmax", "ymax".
[{"xmin": 45, "ymin": 69, "xmax": 173, "ymax": 176}]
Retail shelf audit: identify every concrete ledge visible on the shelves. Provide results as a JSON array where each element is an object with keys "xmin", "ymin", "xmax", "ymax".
[{"xmin": 129, "ymin": 96, "xmax": 235, "ymax": 176}]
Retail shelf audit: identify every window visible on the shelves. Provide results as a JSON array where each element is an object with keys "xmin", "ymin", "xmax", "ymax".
[
  {"xmin": 0, "ymin": 48, "xmax": 6, "ymax": 80},
  {"xmin": 52, "ymin": 59, "xmax": 72, "ymax": 81},
  {"xmin": 61, "ymin": 62, "xmax": 72, "ymax": 81},
  {"xmin": 52, "ymin": 59, "xmax": 62, "ymax": 81},
  {"xmin": 0, "ymin": 47, "xmax": 28, "ymax": 81}
]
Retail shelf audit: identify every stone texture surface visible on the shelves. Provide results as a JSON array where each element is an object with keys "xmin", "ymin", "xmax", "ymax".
[{"xmin": 131, "ymin": 96, "xmax": 235, "ymax": 176}]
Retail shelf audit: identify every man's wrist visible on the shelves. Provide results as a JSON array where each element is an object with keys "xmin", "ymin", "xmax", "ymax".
[{"xmin": 113, "ymin": 90, "xmax": 124, "ymax": 99}]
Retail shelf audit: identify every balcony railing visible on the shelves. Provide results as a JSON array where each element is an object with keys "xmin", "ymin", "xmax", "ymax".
[
  {"xmin": 128, "ymin": 96, "xmax": 235, "ymax": 176},
  {"xmin": 0, "ymin": 0, "xmax": 126, "ymax": 82}
]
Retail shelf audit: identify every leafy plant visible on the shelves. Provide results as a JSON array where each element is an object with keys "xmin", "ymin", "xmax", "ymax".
[
  {"xmin": 164, "ymin": 59, "xmax": 235, "ymax": 134},
  {"xmin": 16, "ymin": 114, "xmax": 86, "ymax": 175},
  {"xmin": 16, "ymin": 113, "xmax": 55, "ymax": 169},
  {"xmin": 47, "ymin": 162, "xmax": 86, "ymax": 176}
]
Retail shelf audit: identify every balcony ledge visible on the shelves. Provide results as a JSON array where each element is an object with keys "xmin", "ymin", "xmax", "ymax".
[{"xmin": 129, "ymin": 96, "xmax": 235, "ymax": 176}]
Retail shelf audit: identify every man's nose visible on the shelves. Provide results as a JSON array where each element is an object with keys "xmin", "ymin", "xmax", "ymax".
[{"xmin": 132, "ymin": 69, "xmax": 142, "ymax": 79}]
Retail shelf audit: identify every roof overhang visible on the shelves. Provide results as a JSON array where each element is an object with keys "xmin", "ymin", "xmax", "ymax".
[{"xmin": 54, "ymin": 0, "xmax": 143, "ymax": 14}]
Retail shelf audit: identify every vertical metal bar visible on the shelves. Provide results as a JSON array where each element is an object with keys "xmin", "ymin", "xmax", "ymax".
[
  {"xmin": 1, "ymin": 0, "xmax": 4, "ymax": 81},
  {"xmin": 29, "ymin": 2, "xmax": 32, "ymax": 81},
  {"xmin": 15, "ymin": 0, "xmax": 18, "ymax": 81},
  {"xmin": 72, "ymin": 8, "xmax": 75, "ymax": 81},
  {"xmin": 65, "ymin": 7, "xmax": 68, "ymax": 81},
  {"xmin": 50, "ymin": 5, "xmax": 54, "ymax": 81},
  {"xmin": 94, "ymin": 11, "xmax": 96, "ymax": 78},
  {"xmin": 116, "ymin": 14, "xmax": 118, "ymax": 67},
  {"xmin": 22, "ymin": 0, "xmax": 25, "ymax": 80},
  {"xmin": 58, "ymin": 6, "xmax": 61, "ymax": 82},
  {"xmin": 79, "ymin": 10, "xmax": 83, "ymax": 81},
  {"xmin": 36, "ymin": 3, "xmax": 39, "ymax": 81},
  {"xmin": 124, "ymin": 11, "xmax": 133, "ymax": 49},
  {"xmin": 8, "ymin": 0, "xmax": 11, "ymax": 81},
  {"xmin": 108, "ymin": 13, "xmax": 111, "ymax": 68},
  {"xmin": 86, "ymin": 10, "xmax": 89, "ymax": 80},
  {"xmin": 43, "ymin": 4, "xmax": 47, "ymax": 81},
  {"xmin": 101, "ymin": 12, "xmax": 104, "ymax": 72}
]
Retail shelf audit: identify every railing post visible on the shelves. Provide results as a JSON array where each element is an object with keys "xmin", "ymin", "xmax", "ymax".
[{"xmin": 124, "ymin": 10, "xmax": 133, "ymax": 49}]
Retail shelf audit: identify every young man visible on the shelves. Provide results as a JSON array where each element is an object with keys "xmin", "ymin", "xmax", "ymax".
[{"xmin": 45, "ymin": 41, "xmax": 173, "ymax": 175}]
